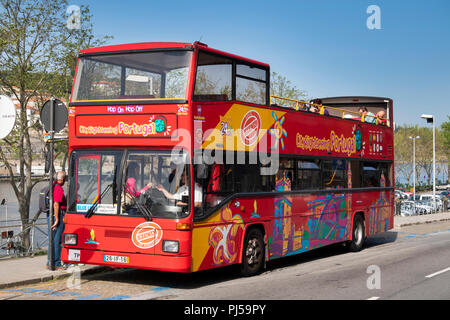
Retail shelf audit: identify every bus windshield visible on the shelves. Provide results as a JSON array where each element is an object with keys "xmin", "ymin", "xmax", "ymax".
[
  {"xmin": 68, "ymin": 149, "xmax": 190, "ymax": 219},
  {"xmin": 71, "ymin": 50, "xmax": 192, "ymax": 102}
]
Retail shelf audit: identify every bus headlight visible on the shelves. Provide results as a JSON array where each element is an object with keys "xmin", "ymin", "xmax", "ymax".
[
  {"xmin": 162, "ymin": 240, "xmax": 179, "ymax": 253},
  {"xmin": 63, "ymin": 233, "xmax": 78, "ymax": 246}
]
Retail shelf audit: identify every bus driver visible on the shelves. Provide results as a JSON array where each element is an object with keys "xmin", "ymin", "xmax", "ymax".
[{"xmin": 156, "ymin": 170, "xmax": 202, "ymax": 207}]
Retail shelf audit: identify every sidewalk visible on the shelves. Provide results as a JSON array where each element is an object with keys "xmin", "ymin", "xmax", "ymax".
[
  {"xmin": 394, "ymin": 210, "xmax": 450, "ymax": 228},
  {"xmin": 0, "ymin": 254, "xmax": 108, "ymax": 290},
  {"xmin": 0, "ymin": 211, "xmax": 449, "ymax": 290}
]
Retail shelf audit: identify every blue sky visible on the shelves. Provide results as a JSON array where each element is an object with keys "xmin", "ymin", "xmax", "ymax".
[{"xmin": 77, "ymin": 0, "xmax": 450, "ymax": 127}]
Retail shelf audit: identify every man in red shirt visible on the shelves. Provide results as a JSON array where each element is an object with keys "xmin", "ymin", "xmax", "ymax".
[{"xmin": 47, "ymin": 171, "xmax": 67, "ymax": 270}]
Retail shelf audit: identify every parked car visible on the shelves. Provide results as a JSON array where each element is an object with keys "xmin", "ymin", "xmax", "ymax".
[
  {"xmin": 404, "ymin": 191, "xmax": 413, "ymax": 198},
  {"xmin": 395, "ymin": 190, "xmax": 409, "ymax": 199},
  {"xmin": 414, "ymin": 195, "xmax": 443, "ymax": 212},
  {"xmin": 415, "ymin": 201, "xmax": 433, "ymax": 214},
  {"xmin": 400, "ymin": 200, "xmax": 435, "ymax": 216},
  {"xmin": 440, "ymin": 191, "xmax": 449, "ymax": 197},
  {"xmin": 400, "ymin": 201, "xmax": 416, "ymax": 216}
]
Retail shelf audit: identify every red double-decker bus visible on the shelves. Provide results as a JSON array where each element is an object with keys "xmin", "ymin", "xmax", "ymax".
[{"xmin": 61, "ymin": 41, "xmax": 394, "ymax": 276}]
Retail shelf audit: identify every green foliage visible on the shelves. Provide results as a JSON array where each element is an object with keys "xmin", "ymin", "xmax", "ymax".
[
  {"xmin": 270, "ymin": 72, "xmax": 308, "ymax": 108},
  {"xmin": 441, "ymin": 116, "xmax": 450, "ymax": 184},
  {"xmin": 0, "ymin": 0, "xmax": 111, "ymax": 252},
  {"xmin": 395, "ymin": 123, "xmax": 449, "ymax": 187},
  {"xmin": 441, "ymin": 116, "xmax": 450, "ymax": 157}
]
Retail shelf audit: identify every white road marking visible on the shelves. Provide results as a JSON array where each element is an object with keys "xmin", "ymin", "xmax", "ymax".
[
  {"xmin": 425, "ymin": 267, "xmax": 450, "ymax": 279},
  {"xmin": 367, "ymin": 296, "xmax": 380, "ymax": 300}
]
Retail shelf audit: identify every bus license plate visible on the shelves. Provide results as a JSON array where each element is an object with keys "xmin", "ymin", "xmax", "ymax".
[
  {"xmin": 68, "ymin": 249, "xmax": 81, "ymax": 262},
  {"xmin": 103, "ymin": 254, "xmax": 129, "ymax": 264}
]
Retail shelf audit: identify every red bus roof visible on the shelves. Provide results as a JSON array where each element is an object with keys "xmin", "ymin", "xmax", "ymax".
[
  {"xmin": 79, "ymin": 42, "xmax": 192, "ymax": 54},
  {"xmin": 195, "ymin": 42, "xmax": 270, "ymax": 68},
  {"xmin": 79, "ymin": 41, "xmax": 270, "ymax": 68}
]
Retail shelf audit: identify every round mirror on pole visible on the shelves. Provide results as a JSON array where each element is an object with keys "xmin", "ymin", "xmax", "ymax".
[{"xmin": 0, "ymin": 95, "xmax": 17, "ymax": 139}]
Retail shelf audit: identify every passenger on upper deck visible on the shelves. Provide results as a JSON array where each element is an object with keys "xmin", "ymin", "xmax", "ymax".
[
  {"xmin": 376, "ymin": 110, "xmax": 386, "ymax": 125},
  {"xmin": 309, "ymin": 105, "xmax": 319, "ymax": 113},
  {"xmin": 358, "ymin": 107, "xmax": 376, "ymax": 124},
  {"xmin": 311, "ymin": 99, "xmax": 329, "ymax": 116}
]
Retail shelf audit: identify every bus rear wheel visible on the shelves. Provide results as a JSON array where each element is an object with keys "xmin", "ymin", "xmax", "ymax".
[
  {"xmin": 240, "ymin": 228, "xmax": 265, "ymax": 277},
  {"xmin": 348, "ymin": 214, "xmax": 365, "ymax": 252}
]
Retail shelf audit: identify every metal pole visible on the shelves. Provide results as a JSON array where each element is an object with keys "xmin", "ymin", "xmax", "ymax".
[
  {"xmin": 410, "ymin": 136, "xmax": 419, "ymax": 212},
  {"xmin": 433, "ymin": 119, "xmax": 436, "ymax": 212},
  {"xmin": 31, "ymin": 222, "xmax": 34, "ymax": 255},
  {"xmin": 48, "ymin": 98, "xmax": 55, "ymax": 270},
  {"xmin": 413, "ymin": 137, "xmax": 416, "ymax": 204}
]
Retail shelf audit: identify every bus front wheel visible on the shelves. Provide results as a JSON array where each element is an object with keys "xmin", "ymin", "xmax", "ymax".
[{"xmin": 240, "ymin": 228, "xmax": 265, "ymax": 277}]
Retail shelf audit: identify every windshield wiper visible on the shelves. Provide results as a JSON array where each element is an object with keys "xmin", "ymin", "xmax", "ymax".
[
  {"xmin": 127, "ymin": 191, "xmax": 153, "ymax": 221},
  {"xmin": 138, "ymin": 202, "xmax": 153, "ymax": 221},
  {"xmin": 85, "ymin": 182, "xmax": 113, "ymax": 218}
]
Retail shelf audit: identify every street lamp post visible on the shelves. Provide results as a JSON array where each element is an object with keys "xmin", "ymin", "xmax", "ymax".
[
  {"xmin": 409, "ymin": 136, "xmax": 420, "ymax": 203},
  {"xmin": 421, "ymin": 114, "xmax": 436, "ymax": 212}
]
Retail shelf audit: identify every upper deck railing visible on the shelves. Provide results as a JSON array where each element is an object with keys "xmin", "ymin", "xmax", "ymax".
[{"xmin": 269, "ymin": 95, "xmax": 390, "ymax": 127}]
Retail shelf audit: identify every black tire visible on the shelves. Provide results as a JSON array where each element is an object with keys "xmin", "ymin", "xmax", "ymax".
[
  {"xmin": 240, "ymin": 228, "xmax": 265, "ymax": 277},
  {"xmin": 348, "ymin": 214, "xmax": 365, "ymax": 252}
]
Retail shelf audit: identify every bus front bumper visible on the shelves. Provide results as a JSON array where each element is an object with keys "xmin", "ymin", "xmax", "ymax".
[{"xmin": 61, "ymin": 248, "xmax": 192, "ymax": 273}]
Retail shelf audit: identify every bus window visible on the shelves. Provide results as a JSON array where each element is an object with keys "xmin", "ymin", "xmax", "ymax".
[
  {"xmin": 379, "ymin": 162, "xmax": 391, "ymax": 187},
  {"xmin": 77, "ymin": 155, "xmax": 100, "ymax": 204},
  {"xmin": 194, "ymin": 52, "xmax": 232, "ymax": 101},
  {"xmin": 121, "ymin": 151, "xmax": 189, "ymax": 218},
  {"xmin": 297, "ymin": 159, "xmax": 321, "ymax": 190},
  {"xmin": 361, "ymin": 162, "xmax": 380, "ymax": 187},
  {"xmin": 125, "ymin": 67, "xmax": 161, "ymax": 98},
  {"xmin": 322, "ymin": 159, "xmax": 347, "ymax": 189},
  {"xmin": 275, "ymin": 158, "xmax": 294, "ymax": 191},
  {"xmin": 77, "ymin": 60, "xmax": 122, "ymax": 100},
  {"xmin": 69, "ymin": 150, "xmax": 122, "ymax": 214},
  {"xmin": 361, "ymin": 161, "xmax": 391, "ymax": 188},
  {"xmin": 236, "ymin": 63, "xmax": 267, "ymax": 105},
  {"xmin": 72, "ymin": 50, "xmax": 192, "ymax": 101},
  {"xmin": 350, "ymin": 160, "xmax": 361, "ymax": 188}
]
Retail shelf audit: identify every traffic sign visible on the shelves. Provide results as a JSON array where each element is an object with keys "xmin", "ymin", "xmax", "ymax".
[{"xmin": 40, "ymin": 99, "xmax": 68, "ymax": 132}]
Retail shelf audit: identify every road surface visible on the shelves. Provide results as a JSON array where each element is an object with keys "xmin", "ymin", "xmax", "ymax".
[{"xmin": 1, "ymin": 221, "xmax": 449, "ymax": 301}]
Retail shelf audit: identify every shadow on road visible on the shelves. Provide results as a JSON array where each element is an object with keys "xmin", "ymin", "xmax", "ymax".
[
  {"xmin": 83, "ymin": 230, "xmax": 399, "ymax": 291},
  {"xmin": 86, "ymin": 264, "xmax": 241, "ymax": 291},
  {"xmin": 364, "ymin": 230, "xmax": 398, "ymax": 248}
]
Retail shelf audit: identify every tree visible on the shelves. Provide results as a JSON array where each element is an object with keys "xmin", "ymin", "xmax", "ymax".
[
  {"xmin": 441, "ymin": 116, "xmax": 450, "ymax": 184},
  {"xmin": 415, "ymin": 126, "xmax": 434, "ymax": 186},
  {"xmin": 394, "ymin": 123, "xmax": 448, "ymax": 189},
  {"xmin": 0, "ymin": 0, "xmax": 110, "ymax": 253},
  {"xmin": 270, "ymin": 72, "xmax": 308, "ymax": 107},
  {"xmin": 394, "ymin": 125, "xmax": 415, "ymax": 187}
]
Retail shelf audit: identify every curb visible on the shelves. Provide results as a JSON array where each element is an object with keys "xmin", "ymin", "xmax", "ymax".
[
  {"xmin": 0, "ymin": 275, "xmax": 54, "ymax": 290},
  {"xmin": 0, "ymin": 265, "xmax": 111, "ymax": 290},
  {"xmin": 394, "ymin": 215, "xmax": 450, "ymax": 228}
]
